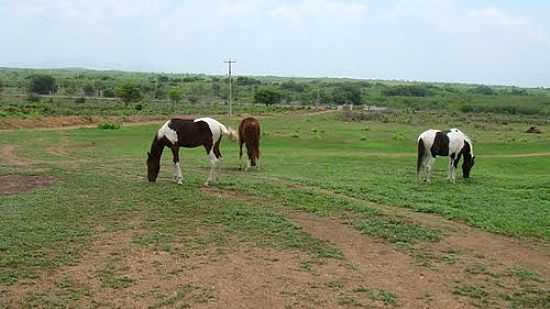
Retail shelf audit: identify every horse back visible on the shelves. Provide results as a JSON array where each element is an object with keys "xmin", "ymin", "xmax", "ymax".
[
  {"xmin": 239, "ymin": 117, "xmax": 261, "ymax": 144},
  {"xmin": 170, "ymin": 119, "xmax": 213, "ymax": 148}
]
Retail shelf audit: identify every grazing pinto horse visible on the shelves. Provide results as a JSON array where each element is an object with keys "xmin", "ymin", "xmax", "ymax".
[
  {"xmin": 238, "ymin": 117, "xmax": 261, "ymax": 171},
  {"xmin": 417, "ymin": 128, "xmax": 475, "ymax": 183},
  {"xmin": 147, "ymin": 117, "xmax": 237, "ymax": 186}
]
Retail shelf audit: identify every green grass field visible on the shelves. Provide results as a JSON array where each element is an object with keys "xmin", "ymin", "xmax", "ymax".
[{"xmin": 1, "ymin": 110, "xmax": 549, "ymax": 308}]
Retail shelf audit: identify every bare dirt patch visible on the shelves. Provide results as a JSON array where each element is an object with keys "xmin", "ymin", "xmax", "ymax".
[
  {"xmin": 0, "ymin": 145, "xmax": 32, "ymax": 166},
  {"xmin": 0, "ymin": 115, "xmax": 168, "ymax": 131},
  {"xmin": 0, "ymin": 175, "xmax": 56, "ymax": 195},
  {"xmin": 2, "ymin": 224, "xmax": 407, "ymax": 308}
]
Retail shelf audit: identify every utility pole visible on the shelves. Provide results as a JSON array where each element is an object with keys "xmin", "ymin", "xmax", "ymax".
[
  {"xmin": 224, "ymin": 59, "xmax": 237, "ymax": 117},
  {"xmin": 316, "ymin": 88, "xmax": 320, "ymax": 107}
]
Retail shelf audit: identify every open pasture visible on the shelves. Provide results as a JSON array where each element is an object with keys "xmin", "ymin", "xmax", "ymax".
[{"xmin": 1, "ymin": 111, "xmax": 549, "ymax": 308}]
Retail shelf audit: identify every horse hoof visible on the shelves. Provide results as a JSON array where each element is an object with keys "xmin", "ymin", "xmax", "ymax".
[{"xmin": 203, "ymin": 182, "xmax": 209, "ymax": 187}]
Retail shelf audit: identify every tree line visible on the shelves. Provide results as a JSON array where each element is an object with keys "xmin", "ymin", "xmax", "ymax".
[{"xmin": 0, "ymin": 68, "xmax": 546, "ymax": 112}]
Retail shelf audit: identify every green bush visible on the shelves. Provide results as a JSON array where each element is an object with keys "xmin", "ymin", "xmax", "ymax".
[
  {"xmin": 382, "ymin": 84, "xmax": 432, "ymax": 97},
  {"xmin": 255, "ymin": 87, "xmax": 283, "ymax": 106},
  {"xmin": 74, "ymin": 97, "xmax": 86, "ymax": 104},
  {"xmin": 26, "ymin": 93, "xmax": 41, "ymax": 102},
  {"xmin": 29, "ymin": 74, "xmax": 57, "ymax": 95},
  {"xmin": 97, "ymin": 122, "xmax": 121, "ymax": 130}
]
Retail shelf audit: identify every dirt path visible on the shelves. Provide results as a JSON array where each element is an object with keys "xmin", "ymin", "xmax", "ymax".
[
  {"xmin": 1, "ymin": 217, "xmax": 415, "ymax": 308},
  {"xmin": 201, "ymin": 186, "xmax": 550, "ymax": 308},
  {"xmin": 286, "ymin": 211, "xmax": 465, "ymax": 308}
]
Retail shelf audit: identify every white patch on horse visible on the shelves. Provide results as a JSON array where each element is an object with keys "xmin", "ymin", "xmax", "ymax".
[
  {"xmin": 174, "ymin": 162, "xmax": 183, "ymax": 184},
  {"xmin": 194, "ymin": 117, "xmax": 224, "ymax": 146},
  {"xmin": 205, "ymin": 150, "xmax": 220, "ymax": 186},
  {"xmin": 418, "ymin": 129, "xmax": 437, "ymax": 150},
  {"xmin": 157, "ymin": 120, "xmax": 178, "ymax": 145}
]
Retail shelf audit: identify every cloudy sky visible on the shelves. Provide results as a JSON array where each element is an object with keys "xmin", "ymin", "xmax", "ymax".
[{"xmin": 1, "ymin": 0, "xmax": 549, "ymax": 87}]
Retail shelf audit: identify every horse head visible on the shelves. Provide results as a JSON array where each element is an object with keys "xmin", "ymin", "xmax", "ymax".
[
  {"xmin": 146, "ymin": 151, "xmax": 160, "ymax": 182},
  {"xmin": 462, "ymin": 140, "xmax": 475, "ymax": 178}
]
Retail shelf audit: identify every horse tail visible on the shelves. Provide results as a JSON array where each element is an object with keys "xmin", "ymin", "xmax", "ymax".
[
  {"xmin": 417, "ymin": 138, "xmax": 426, "ymax": 175},
  {"xmin": 254, "ymin": 123, "xmax": 260, "ymax": 160},
  {"xmin": 220, "ymin": 125, "xmax": 239, "ymax": 142}
]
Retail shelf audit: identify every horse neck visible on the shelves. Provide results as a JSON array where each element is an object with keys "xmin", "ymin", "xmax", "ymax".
[
  {"xmin": 462, "ymin": 140, "xmax": 474, "ymax": 160},
  {"xmin": 150, "ymin": 137, "xmax": 166, "ymax": 161}
]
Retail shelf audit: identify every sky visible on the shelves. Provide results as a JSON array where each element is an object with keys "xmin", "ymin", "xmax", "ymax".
[{"xmin": 1, "ymin": 0, "xmax": 549, "ymax": 87}]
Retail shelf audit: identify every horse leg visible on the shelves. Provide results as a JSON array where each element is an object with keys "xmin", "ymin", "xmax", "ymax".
[
  {"xmin": 213, "ymin": 139, "xmax": 223, "ymax": 181},
  {"xmin": 425, "ymin": 156, "xmax": 435, "ymax": 183},
  {"xmin": 171, "ymin": 146, "xmax": 183, "ymax": 185},
  {"xmin": 205, "ymin": 150, "xmax": 218, "ymax": 186},
  {"xmin": 239, "ymin": 141, "xmax": 244, "ymax": 171},
  {"xmin": 448, "ymin": 154, "xmax": 457, "ymax": 183}
]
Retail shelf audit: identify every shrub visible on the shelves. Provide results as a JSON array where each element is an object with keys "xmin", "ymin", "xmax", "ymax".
[
  {"xmin": 168, "ymin": 87, "xmax": 184, "ymax": 104},
  {"xmin": 469, "ymin": 85, "xmax": 496, "ymax": 95},
  {"xmin": 115, "ymin": 82, "xmax": 143, "ymax": 105},
  {"xmin": 74, "ymin": 97, "xmax": 86, "ymax": 104},
  {"xmin": 26, "ymin": 93, "xmax": 41, "ymax": 102},
  {"xmin": 382, "ymin": 84, "xmax": 432, "ymax": 97},
  {"xmin": 97, "ymin": 122, "xmax": 121, "ymax": 130},
  {"xmin": 102, "ymin": 88, "xmax": 115, "ymax": 98},
  {"xmin": 29, "ymin": 74, "xmax": 57, "ymax": 95}
]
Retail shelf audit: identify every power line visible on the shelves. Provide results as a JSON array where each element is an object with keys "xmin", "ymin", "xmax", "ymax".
[{"xmin": 224, "ymin": 59, "xmax": 236, "ymax": 117}]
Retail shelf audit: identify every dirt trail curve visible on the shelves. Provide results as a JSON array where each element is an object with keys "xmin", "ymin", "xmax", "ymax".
[
  {"xmin": 288, "ymin": 211, "xmax": 465, "ymax": 308},
  {"xmin": 202, "ymin": 186, "xmax": 550, "ymax": 308}
]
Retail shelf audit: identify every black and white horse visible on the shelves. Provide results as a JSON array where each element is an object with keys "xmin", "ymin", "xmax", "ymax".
[
  {"xmin": 147, "ymin": 117, "xmax": 238, "ymax": 186},
  {"xmin": 417, "ymin": 128, "xmax": 475, "ymax": 183}
]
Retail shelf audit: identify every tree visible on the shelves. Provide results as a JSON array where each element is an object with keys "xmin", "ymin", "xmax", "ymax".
[
  {"xmin": 103, "ymin": 88, "xmax": 116, "ymax": 98},
  {"xmin": 332, "ymin": 84, "xmax": 362, "ymax": 105},
  {"xmin": 29, "ymin": 74, "xmax": 57, "ymax": 95},
  {"xmin": 115, "ymin": 82, "xmax": 143, "ymax": 105},
  {"xmin": 254, "ymin": 87, "xmax": 282, "ymax": 106},
  {"xmin": 0, "ymin": 79, "xmax": 3, "ymax": 96},
  {"xmin": 281, "ymin": 80, "xmax": 305, "ymax": 92},
  {"xmin": 382, "ymin": 84, "xmax": 431, "ymax": 97},
  {"xmin": 236, "ymin": 76, "xmax": 262, "ymax": 86},
  {"xmin": 83, "ymin": 83, "xmax": 96, "ymax": 96},
  {"xmin": 168, "ymin": 87, "xmax": 184, "ymax": 104},
  {"xmin": 469, "ymin": 85, "xmax": 495, "ymax": 96},
  {"xmin": 187, "ymin": 83, "xmax": 208, "ymax": 104}
]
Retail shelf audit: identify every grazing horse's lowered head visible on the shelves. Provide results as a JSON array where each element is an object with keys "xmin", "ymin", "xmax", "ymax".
[
  {"xmin": 238, "ymin": 117, "xmax": 261, "ymax": 171},
  {"xmin": 146, "ymin": 117, "xmax": 237, "ymax": 186},
  {"xmin": 417, "ymin": 128, "xmax": 475, "ymax": 183}
]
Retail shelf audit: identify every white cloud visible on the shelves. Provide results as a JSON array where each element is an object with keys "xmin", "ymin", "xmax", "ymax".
[
  {"xmin": 271, "ymin": 0, "xmax": 368, "ymax": 26},
  {"xmin": 467, "ymin": 7, "xmax": 547, "ymax": 42}
]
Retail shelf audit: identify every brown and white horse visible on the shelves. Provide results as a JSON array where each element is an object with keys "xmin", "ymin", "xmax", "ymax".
[
  {"xmin": 239, "ymin": 117, "xmax": 261, "ymax": 171},
  {"xmin": 417, "ymin": 128, "xmax": 475, "ymax": 183},
  {"xmin": 147, "ymin": 117, "xmax": 237, "ymax": 186}
]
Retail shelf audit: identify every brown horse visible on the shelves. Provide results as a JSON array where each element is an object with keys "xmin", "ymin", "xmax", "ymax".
[{"xmin": 239, "ymin": 117, "xmax": 261, "ymax": 171}]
